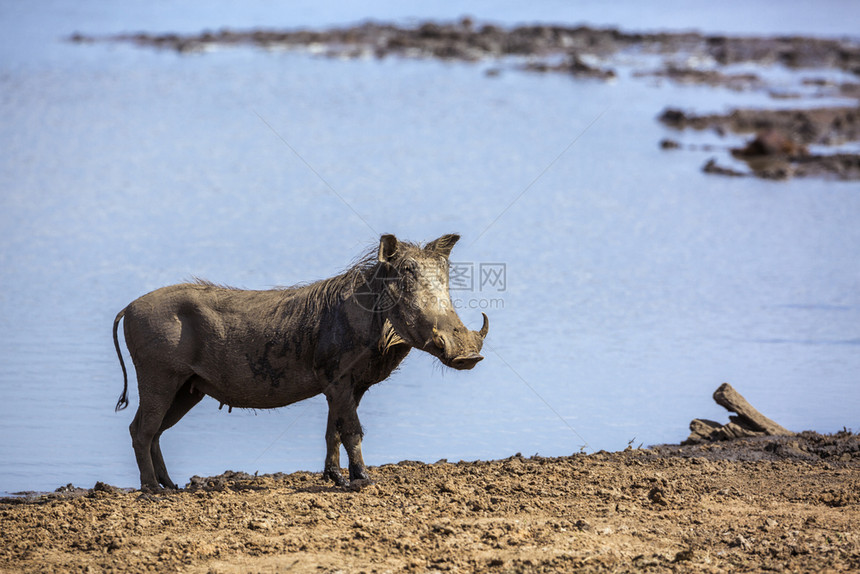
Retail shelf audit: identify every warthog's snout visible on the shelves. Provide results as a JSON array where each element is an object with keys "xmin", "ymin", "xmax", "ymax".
[
  {"xmin": 430, "ymin": 312, "xmax": 489, "ymax": 370},
  {"xmin": 450, "ymin": 352, "xmax": 484, "ymax": 370}
]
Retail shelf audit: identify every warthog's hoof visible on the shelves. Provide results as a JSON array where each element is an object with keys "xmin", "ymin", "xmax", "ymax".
[
  {"xmin": 322, "ymin": 468, "xmax": 348, "ymax": 488},
  {"xmin": 348, "ymin": 462, "xmax": 370, "ymax": 482}
]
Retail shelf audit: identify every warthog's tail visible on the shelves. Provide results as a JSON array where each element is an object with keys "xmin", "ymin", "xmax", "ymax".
[{"xmin": 113, "ymin": 308, "xmax": 129, "ymax": 412}]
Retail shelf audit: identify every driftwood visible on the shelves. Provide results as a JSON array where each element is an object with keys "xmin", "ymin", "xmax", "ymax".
[{"xmin": 685, "ymin": 383, "xmax": 794, "ymax": 444}]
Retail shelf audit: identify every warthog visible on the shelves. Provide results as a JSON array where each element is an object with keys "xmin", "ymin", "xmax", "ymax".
[{"xmin": 113, "ymin": 234, "xmax": 488, "ymax": 491}]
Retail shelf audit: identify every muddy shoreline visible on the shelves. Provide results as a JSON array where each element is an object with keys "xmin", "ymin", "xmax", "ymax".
[{"xmin": 2, "ymin": 431, "xmax": 858, "ymax": 573}]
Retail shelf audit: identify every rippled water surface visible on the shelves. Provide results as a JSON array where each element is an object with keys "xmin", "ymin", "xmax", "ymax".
[{"xmin": 1, "ymin": 1, "xmax": 859, "ymax": 493}]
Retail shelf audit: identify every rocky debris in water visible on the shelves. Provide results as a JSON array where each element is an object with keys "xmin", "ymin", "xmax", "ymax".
[
  {"xmin": 635, "ymin": 65, "xmax": 763, "ymax": 90},
  {"xmin": 659, "ymin": 106, "xmax": 860, "ymax": 146},
  {"xmin": 725, "ymin": 131, "xmax": 804, "ymax": 179},
  {"xmin": 731, "ymin": 129, "xmax": 808, "ymax": 158},
  {"xmin": 68, "ymin": 20, "xmax": 860, "ymax": 75},
  {"xmin": 70, "ymin": 20, "xmax": 644, "ymax": 62},
  {"xmin": 658, "ymin": 108, "xmax": 691, "ymax": 128},
  {"xmin": 790, "ymin": 153, "xmax": 860, "ymax": 180},
  {"xmin": 69, "ymin": 20, "xmax": 860, "ymax": 180},
  {"xmin": 685, "ymin": 383, "xmax": 794, "ymax": 444},
  {"xmin": 703, "ymin": 158, "xmax": 747, "ymax": 177},
  {"xmin": 523, "ymin": 54, "xmax": 616, "ymax": 79},
  {"xmin": 661, "ymin": 106, "xmax": 860, "ymax": 180},
  {"xmin": 702, "ymin": 152, "xmax": 860, "ymax": 181}
]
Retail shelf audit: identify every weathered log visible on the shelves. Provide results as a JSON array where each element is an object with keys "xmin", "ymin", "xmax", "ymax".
[
  {"xmin": 684, "ymin": 383, "xmax": 793, "ymax": 444},
  {"xmin": 719, "ymin": 420, "xmax": 765, "ymax": 440},
  {"xmin": 714, "ymin": 383, "xmax": 793, "ymax": 436}
]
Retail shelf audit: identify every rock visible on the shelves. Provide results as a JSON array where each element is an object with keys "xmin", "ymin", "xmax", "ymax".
[
  {"xmin": 731, "ymin": 130, "xmax": 807, "ymax": 158},
  {"xmin": 91, "ymin": 482, "xmax": 124, "ymax": 495},
  {"xmin": 648, "ymin": 487, "xmax": 669, "ymax": 506},
  {"xmin": 702, "ymin": 158, "xmax": 746, "ymax": 177},
  {"xmin": 659, "ymin": 108, "xmax": 689, "ymax": 127},
  {"xmin": 248, "ymin": 519, "xmax": 271, "ymax": 531},
  {"xmin": 687, "ymin": 419, "xmax": 724, "ymax": 442}
]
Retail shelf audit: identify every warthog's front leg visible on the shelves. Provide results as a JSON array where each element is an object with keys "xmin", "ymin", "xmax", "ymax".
[
  {"xmin": 322, "ymin": 408, "xmax": 346, "ymax": 487},
  {"xmin": 322, "ymin": 383, "xmax": 370, "ymax": 486},
  {"xmin": 343, "ymin": 432, "xmax": 370, "ymax": 483}
]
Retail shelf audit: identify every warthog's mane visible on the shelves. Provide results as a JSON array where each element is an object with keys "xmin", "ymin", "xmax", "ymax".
[
  {"xmin": 193, "ymin": 241, "xmax": 454, "ymax": 332},
  {"xmin": 191, "ymin": 278, "xmax": 239, "ymax": 289},
  {"xmin": 300, "ymin": 239, "xmax": 433, "ymax": 309},
  {"xmin": 192, "ymin": 239, "xmax": 440, "ymax": 319}
]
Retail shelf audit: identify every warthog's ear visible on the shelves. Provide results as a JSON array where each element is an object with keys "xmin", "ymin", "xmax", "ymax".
[
  {"xmin": 425, "ymin": 234, "xmax": 460, "ymax": 258},
  {"xmin": 378, "ymin": 234, "xmax": 399, "ymax": 263}
]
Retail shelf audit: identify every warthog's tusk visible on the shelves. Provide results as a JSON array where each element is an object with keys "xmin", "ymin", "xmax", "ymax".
[
  {"xmin": 431, "ymin": 326, "xmax": 446, "ymax": 350},
  {"xmin": 477, "ymin": 313, "xmax": 489, "ymax": 339}
]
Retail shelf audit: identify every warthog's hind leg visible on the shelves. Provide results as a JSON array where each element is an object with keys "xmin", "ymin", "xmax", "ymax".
[
  {"xmin": 129, "ymin": 406, "xmax": 164, "ymax": 493},
  {"xmin": 149, "ymin": 376, "xmax": 206, "ymax": 489},
  {"xmin": 149, "ymin": 435, "xmax": 176, "ymax": 490},
  {"xmin": 130, "ymin": 372, "xmax": 196, "ymax": 492}
]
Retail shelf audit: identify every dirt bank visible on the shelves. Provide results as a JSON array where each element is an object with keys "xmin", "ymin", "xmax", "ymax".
[{"xmin": 2, "ymin": 431, "xmax": 858, "ymax": 573}]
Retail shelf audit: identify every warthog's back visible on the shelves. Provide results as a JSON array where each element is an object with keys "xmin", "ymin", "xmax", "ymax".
[{"xmin": 123, "ymin": 282, "xmax": 327, "ymax": 409}]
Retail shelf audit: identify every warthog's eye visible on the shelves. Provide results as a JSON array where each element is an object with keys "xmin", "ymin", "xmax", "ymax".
[{"xmin": 399, "ymin": 261, "xmax": 420, "ymax": 291}]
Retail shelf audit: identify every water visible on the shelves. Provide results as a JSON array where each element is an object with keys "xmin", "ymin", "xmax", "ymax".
[{"xmin": 1, "ymin": 1, "xmax": 859, "ymax": 494}]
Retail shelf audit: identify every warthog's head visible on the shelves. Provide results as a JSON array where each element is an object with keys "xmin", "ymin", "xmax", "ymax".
[{"xmin": 372, "ymin": 233, "xmax": 488, "ymax": 370}]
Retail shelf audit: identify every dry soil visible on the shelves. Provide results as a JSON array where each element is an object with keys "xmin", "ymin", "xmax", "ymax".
[{"xmin": 2, "ymin": 432, "xmax": 858, "ymax": 573}]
